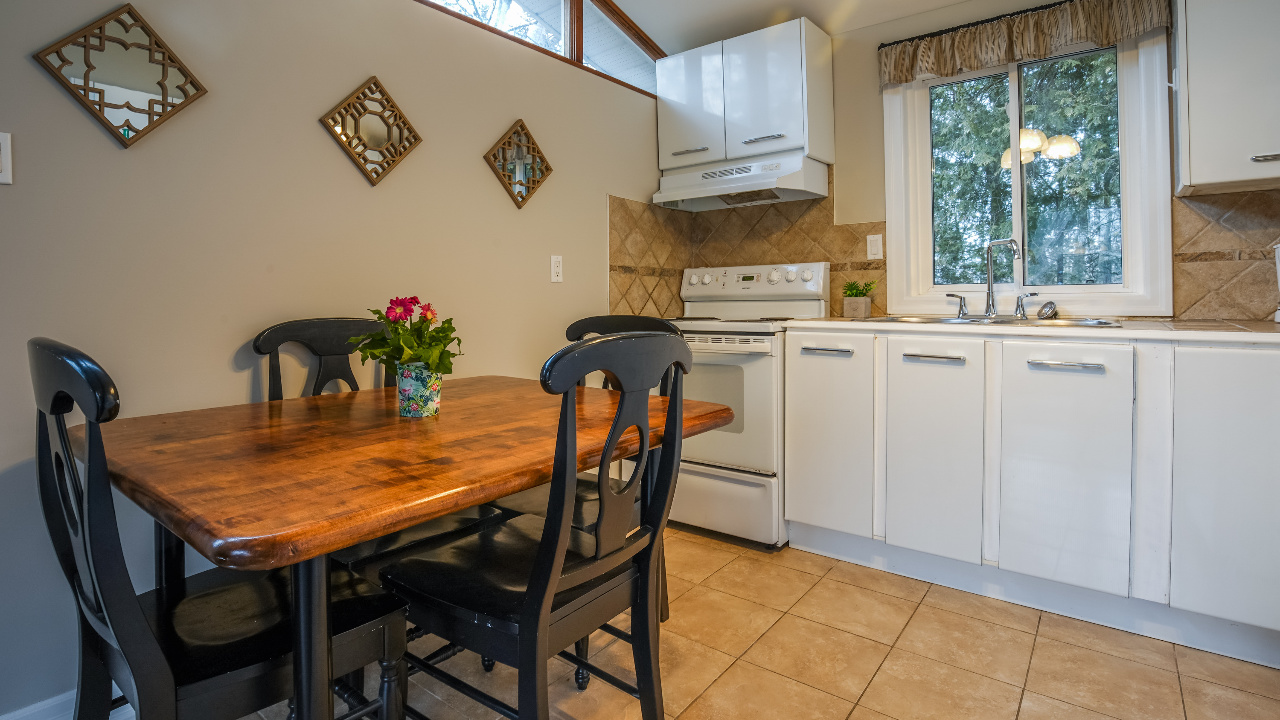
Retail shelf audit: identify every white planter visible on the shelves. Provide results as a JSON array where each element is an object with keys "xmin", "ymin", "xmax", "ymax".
[{"xmin": 843, "ymin": 296, "xmax": 871, "ymax": 318}]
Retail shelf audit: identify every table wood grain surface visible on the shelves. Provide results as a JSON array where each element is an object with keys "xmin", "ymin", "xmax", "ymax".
[{"xmin": 71, "ymin": 376, "xmax": 733, "ymax": 571}]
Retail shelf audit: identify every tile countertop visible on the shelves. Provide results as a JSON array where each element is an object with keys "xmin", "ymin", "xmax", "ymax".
[{"xmin": 782, "ymin": 317, "xmax": 1280, "ymax": 345}]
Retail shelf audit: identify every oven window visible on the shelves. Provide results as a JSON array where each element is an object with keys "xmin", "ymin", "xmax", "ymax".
[{"xmin": 684, "ymin": 365, "xmax": 744, "ymax": 434}]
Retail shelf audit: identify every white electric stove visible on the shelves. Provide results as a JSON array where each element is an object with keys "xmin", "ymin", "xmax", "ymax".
[{"xmin": 666, "ymin": 262, "xmax": 829, "ymax": 545}]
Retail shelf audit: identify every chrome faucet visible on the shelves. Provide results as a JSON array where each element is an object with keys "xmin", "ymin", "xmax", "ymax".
[
  {"xmin": 984, "ymin": 239, "xmax": 1021, "ymax": 317},
  {"xmin": 1014, "ymin": 292, "xmax": 1039, "ymax": 320}
]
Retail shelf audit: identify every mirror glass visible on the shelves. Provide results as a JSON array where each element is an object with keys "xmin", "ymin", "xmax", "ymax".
[
  {"xmin": 322, "ymin": 77, "xmax": 422, "ymax": 187},
  {"xmin": 484, "ymin": 120, "xmax": 553, "ymax": 209},
  {"xmin": 35, "ymin": 7, "xmax": 205, "ymax": 146}
]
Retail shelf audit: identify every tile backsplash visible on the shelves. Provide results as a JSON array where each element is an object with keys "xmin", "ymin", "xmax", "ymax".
[{"xmin": 610, "ymin": 184, "xmax": 1280, "ymax": 321}]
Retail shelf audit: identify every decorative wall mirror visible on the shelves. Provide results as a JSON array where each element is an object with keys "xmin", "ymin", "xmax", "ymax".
[
  {"xmin": 34, "ymin": 4, "xmax": 206, "ymax": 148},
  {"xmin": 484, "ymin": 120, "xmax": 552, "ymax": 209},
  {"xmin": 321, "ymin": 77, "xmax": 421, "ymax": 187}
]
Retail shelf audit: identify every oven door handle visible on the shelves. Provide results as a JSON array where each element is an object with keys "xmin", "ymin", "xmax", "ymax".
[{"xmin": 688, "ymin": 346, "xmax": 774, "ymax": 356}]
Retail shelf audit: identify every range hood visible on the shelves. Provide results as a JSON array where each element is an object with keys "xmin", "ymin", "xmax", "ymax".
[{"xmin": 652, "ymin": 150, "xmax": 828, "ymax": 212}]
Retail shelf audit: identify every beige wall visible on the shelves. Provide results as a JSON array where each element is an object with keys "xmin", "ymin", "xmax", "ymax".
[{"xmin": 0, "ymin": 0, "xmax": 657, "ymax": 712}]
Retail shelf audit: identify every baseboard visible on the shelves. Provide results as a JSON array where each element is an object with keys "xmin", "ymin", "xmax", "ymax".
[
  {"xmin": 788, "ymin": 521, "xmax": 1280, "ymax": 670},
  {"xmin": 0, "ymin": 689, "xmax": 135, "ymax": 720}
]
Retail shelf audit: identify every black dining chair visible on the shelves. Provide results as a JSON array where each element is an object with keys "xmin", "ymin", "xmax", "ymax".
[
  {"xmin": 375, "ymin": 331, "xmax": 692, "ymax": 720},
  {"xmin": 27, "ymin": 337, "xmax": 409, "ymax": 720},
  {"xmin": 251, "ymin": 318, "xmax": 504, "ymax": 571},
  {"xmin": 484, "ymin": 316, "xmax": 681, "ymax": 687}
]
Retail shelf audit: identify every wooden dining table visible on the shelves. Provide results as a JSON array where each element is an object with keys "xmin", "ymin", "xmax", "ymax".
[{"xmin": 77, "ymin": 375, "xmax": 733, "ymax": 720}]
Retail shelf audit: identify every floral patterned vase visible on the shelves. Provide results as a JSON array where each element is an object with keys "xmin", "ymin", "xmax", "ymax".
[{"xmin": 396, "ymin": 362, "xmax": 442, "ymax": 418}]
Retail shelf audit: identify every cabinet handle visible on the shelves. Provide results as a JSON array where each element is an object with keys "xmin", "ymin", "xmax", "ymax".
[
  {"xmin": 1027, "ymin": 359, "xmax": 1105, "ymax": 371},
  {"xmin": 1251, "ymin": 153, "xmax": 1280, "ymax": 163},
  {"xmin": 672, "ymin": 147, "xmax": 709, "ymax": 156},
  {"xmin": 742, "ymin": 133, "xmax": 785, "ymax": 144},
  {"xmin": 801, "ymin": 346, "xmax": 853, "ymax": 355},
  {"xmin": 903, "ymin": 353, "xmax": 965, "ymax": 363}
]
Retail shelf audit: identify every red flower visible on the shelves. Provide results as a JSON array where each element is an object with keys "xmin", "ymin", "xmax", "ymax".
[
  {"xmin": 386, "ymin": 296, "xmax": 417, "ymax": 322},
  {"xmin": 420, "ymin": 302, "xmax": 438, "ymax": 324}
]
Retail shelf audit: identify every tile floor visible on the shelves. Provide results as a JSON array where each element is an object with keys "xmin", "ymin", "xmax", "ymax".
[{"xmin": 253, "ymin": 523, "xmax": 1280, "ymax": 720}]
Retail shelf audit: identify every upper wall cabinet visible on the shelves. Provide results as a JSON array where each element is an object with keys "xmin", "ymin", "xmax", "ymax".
[
  {"xmin": 1174, "ymin": 0, "xmax": 1280, "ymax": 195},
  {"xmin": 656, "ymin": 18, "xmax": 834, "ymax": 171},
  {"xmin": 656, "ymin": 42, "xmax": 727, "ymax": 171}
]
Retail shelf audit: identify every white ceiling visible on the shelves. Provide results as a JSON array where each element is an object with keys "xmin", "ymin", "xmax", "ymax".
[{"xmin": 611, "ymin": 0, "xmax": 972, "ymax": 55}]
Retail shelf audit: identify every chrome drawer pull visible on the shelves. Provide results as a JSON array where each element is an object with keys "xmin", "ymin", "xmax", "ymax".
[
  {"xmin": 1027, "ymin": 359, "xmax": 1105, "ymax": 370},
  {"xmin": 672, "ymin": 147, "xmax": 709, "ymax": 156},
  {"xmin": 801, "ymin": 346, "xmax": 853, "ymax": 354},
  {"xmin": 903, "ymin": 353, "xmax": 965, "ymax": 363},
  {"xmin": 742, "ymin": 133, "xmax": 785, "ymax": 144},
  {"xmin": 1251, "ymin": 153, "xmax": 1280, "ymax": 163}
]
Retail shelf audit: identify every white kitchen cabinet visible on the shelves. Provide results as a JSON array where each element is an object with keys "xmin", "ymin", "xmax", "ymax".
[
  {"xmin": 1175, "ymin": 0, "xmax": 1280, "ymax": 194},
  {"xmin": 721, "ymin": 18, "xmax": 833, "ymax": 163},
  {"xmin": 656, "ymin": 42, "xmax": 727, "ymax": 171},
  {"xmin": 999, "ymin": 342, "xmax": 1134, "ymax": 596},
  {"xmin": 1171, "ymin": 347, "xmax": 1280, "ymax": 631},
  {"xmin": 885, "ymin": 336, "xmax": 986, "ymax": 564},
  {"xmin": 784, "ymin": 332, "xmax": 875, "ymax": 537}
]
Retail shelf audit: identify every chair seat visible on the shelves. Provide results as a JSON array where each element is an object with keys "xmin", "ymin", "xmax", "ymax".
[
  {"xmin": 330, "ymin": 505, "xmax": 502, "ymax": 573},
  {"xmin": 378, "ymin": 514, "xmax": 631, "ymax": 632},
  {"xmin": 136, "ymin": 564, "xmax": 405, "ymax": 690},
  {"xmin": 491, "ymin": 475, "xmax": 640, "ymax": 533}
]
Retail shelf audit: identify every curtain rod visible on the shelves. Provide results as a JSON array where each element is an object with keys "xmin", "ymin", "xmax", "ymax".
[{"xmin": 878, "ymin": 0, "xmax": 1072, "ymax": 50}]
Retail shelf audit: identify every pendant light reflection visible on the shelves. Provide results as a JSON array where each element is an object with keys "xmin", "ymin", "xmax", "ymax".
[
  {"xmin": 1002, "ymin": 130, "xmax": 1081, "ymax": 169},
  {"xmin": 1000, "ymin": 148, "xmax": 1036, "ymax": 169},
  {"xmin": 1044, "ymin": 134, "xmax": 1082, "ymax": 160},
  {"xmin": 1019, "ymin": 128, "xmax": 1049, "ymax": 153}
]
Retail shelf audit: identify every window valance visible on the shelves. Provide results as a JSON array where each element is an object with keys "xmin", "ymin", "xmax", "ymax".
[{"xmin": 877, "ymin": 0, "xmax": 1170, "ymax": 87}]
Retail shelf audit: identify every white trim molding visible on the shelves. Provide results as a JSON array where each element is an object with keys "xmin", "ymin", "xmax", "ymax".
[{"xmin": 884, "ymin": 30, "xmax": 1172, "ymax": 318}]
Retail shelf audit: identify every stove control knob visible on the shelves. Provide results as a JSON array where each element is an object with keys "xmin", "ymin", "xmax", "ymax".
[
  {"xmin": 702, "ymin": 273, "xmax": 714, "ymax": 285},
  {"xmin": 785, "ymin": 270, "xmax": 798, "ymax": 283},
  {"xmin": 800, "ymin": 269, "xmax": 814, "ymax": 282},
  {"xmin": 767, "ymin": 270, "xmax": 781, "ymax": 285},
  {"xmin": 688, "ymin": 274, "xmax": 700, "ymax": 285}
]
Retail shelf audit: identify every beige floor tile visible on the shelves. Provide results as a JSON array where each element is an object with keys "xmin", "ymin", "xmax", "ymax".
[
  {"xmin": 410, "ymin": 649, "xmax": 572, "ymax": 720},
  {"xmin": 857, "ymin": 648, "xmax": 1022, "ymax": 720},
  {"xmin": 743, "ymin": 546, "xmax": 840, "ymax": 576},
  {"xmin": 664, "ymin": 574, "xmax": 696, "ymax": 604},
  {"xmin": 589, "ymin": 629, "xmax": 735, "ymax": 716},
  {"xmin": 663, "ymin": 536, "xmax": 738, "ymax": 583},
  {"xmin": 826, "ymin": 562, "xmax": 930, "ymax": 602},
  {"xmin": 789, "ymin": 578, "xmax": 918, "ymax": 645},
  {"xmin": 703, "ymin": 556, "xmax": 822, "ymax": 611},
  {"xmin": 1176, "ymin": 645, "xmax": 1280, "ymax": 701},
  {"xmin": 1017, "ymin": 692, "xmax": 1115, "ymax": 720},
  {"xmin": 848, "ymin": 707, "xmax": 896, "ymax": 720},
  {"xmin": 585, "ymin": 611, "xmax": 630, "ymax": 659},
  {"xmin": 680, "ymin": 661, "xmax": 854, "ymax": 720},
  {"xmin": 1038, "ymin": 614, "xmax": 1177, "ymax": 672},
  {"xmin": 663, "ymin": 585, "xmax": 782, "ymax": 656},
  {"xmin": 670, "ymin": 526, "xmax": 752, "ymax": 555},
  {"xmin": 742, "ymin": 614, "xmax": 889, "ymax": 702},
  {"xmin": 894, "ymin": 604, "xmax": 1035, "ymax": 686},
  {"xmin": 405, "ymin": 675, "xmax": 484, "ymax": 720},
  {"xmin": 1025, "ymin": 637, "xmax": 1184, "ymax": 720},
  {"xmin": 547, "ymin": 668, "xmax": 643, "ymax": 720},
  {"xmin": 920, "ymin": 585, "xmax": 1040, "ymax": 634},
  {"xmin": 1182, "ymin": 675, "xmax": 1280, "ymax": 720}
]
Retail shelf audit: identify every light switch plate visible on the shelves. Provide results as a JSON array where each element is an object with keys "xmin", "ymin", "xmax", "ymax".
[
  {"xmin": 0, "ymin": 132, "xmax": 11, "ymax": 185},
  {"xmin": 867, "ymin": 233, "xmax": 883, "ymax": 260},
  {"xmin": 550, "ymin": 255, "xmax": 563, "ymax": 283}
]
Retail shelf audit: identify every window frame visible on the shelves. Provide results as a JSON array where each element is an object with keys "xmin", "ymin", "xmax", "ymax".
[
  {"xmin": 413, "ymin": 0, "xmax": 664, "ymax": 97},
  {"xmin": 884, "ymin": 29, "xmax": 1172, "ymax": 317}
]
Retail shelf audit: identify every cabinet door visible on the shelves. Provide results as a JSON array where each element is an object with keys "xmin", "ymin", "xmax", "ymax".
[
  {"xmin": 657, "ymin": 42, "xmax": 727, "ymax": 170},
  {"xmin": 1172, "ymin": 347, "xmax": 1280, "ymax": 631},
  {"xmin": 1000, "ymin": 342, "xmax": 1134, "ymax": 595},
  {"xmin": 885, "ymin": 336, "xmax": 985, "ymax": 563},
  {"xmin": 784, "ymin": 332, "xmax": 874, "ymax": 537},
  {"xmin": 1184, "ymin": 0, "xmax": 1280, "ymax": 186},
  {"xmin": 723, "ymin": 20, "xmax": 805, "ymax": 159}
]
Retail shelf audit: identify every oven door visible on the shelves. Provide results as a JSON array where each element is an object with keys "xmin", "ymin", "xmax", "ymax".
[{"xmin": 679, "ymin": 333, "xmax": 780, "ymax": 475}]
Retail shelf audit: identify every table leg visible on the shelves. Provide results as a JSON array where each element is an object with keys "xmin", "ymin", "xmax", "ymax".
[{"xmin": 292, "ymin": 555, "xmax": 332, "ymax": 720}]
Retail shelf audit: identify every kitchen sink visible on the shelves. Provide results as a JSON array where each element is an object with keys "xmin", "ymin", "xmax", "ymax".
[{"xmin": 864, "ymin": 316, "xmax": 1122, "ymax": 328}]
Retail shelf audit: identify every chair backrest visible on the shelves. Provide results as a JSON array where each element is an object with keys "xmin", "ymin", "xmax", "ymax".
[
  {"xmin": 252, "ymin": 318, "xmax": 393, "ymax": 400},
  {"xmin": 523, "ymin": 332, "xmax": 692, "ymax": 624},
  {"xmin": 27, "ymin": 338, "xmax": 173, "ymax": 708},
  {"xmin": 565, "ymin": 315, "xmax": 681, "ymax": 394}
]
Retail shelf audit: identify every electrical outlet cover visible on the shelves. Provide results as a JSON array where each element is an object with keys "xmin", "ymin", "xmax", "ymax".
[
  {"xmin": 867, "ymin": 233, "xmax": 883, "ymax": 260},
  {"xmin": 0, "ymin": 132, "xmax": 11, "ymax": 185}
]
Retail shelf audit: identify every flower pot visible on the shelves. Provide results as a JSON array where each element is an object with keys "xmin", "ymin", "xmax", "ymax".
[
  {"xmin": 843, "ymin": 296, "xmax": 872, "ymax": 319},
  {"xmin": 396, "ymin": 362, "xmax": 442, "ymax": 418}
]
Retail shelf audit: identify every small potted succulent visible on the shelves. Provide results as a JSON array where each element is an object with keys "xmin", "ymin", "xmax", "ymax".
[
  {"xmin": 350, "ymin": 296, "xmax": 461, "ymax": 418},
  {"xmin": 842, "ymin": 281, "xmax": 876, "ymax": 319}
]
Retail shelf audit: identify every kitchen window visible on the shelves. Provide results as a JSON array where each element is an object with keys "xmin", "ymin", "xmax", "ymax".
[
  {"xmin": 885, "ymin": 31, "xmax": 1172, "ymax": 316},
  {"xmin": 419, "ymin": 0, "xmax": 663, "ymax": 96}
]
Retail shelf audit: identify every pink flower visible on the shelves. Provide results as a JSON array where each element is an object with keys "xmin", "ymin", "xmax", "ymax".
[
  {"xmin": 410, "ymin": 403, "xmax": 419, "ymax": 411},
  {"xmin": 420, "ymin": 302, "xmax": 438, "ymax": 324},
  {"xmin": 386, "ymin": 296, "xmax": 417, "ymax": 322},
  {"xmin": 402, "ymin": 369, "xmax": 411, "ymax": 378},
  {"xmin": 399, "ymin": 385, "xmax": 410, "ymax": 395}
]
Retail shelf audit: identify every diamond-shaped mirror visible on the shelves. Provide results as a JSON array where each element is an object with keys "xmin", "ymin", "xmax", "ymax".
[
  {"xmin": 34, "ymin": 4, "xmax": 207, "ymax": 148},
  {"xmin": 321, "ymin": 77, "xmax": 421, "ymax": 187},
  {"xmin": 484, "ymin": 120, "xmax": 553, "ymax": 209}
]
